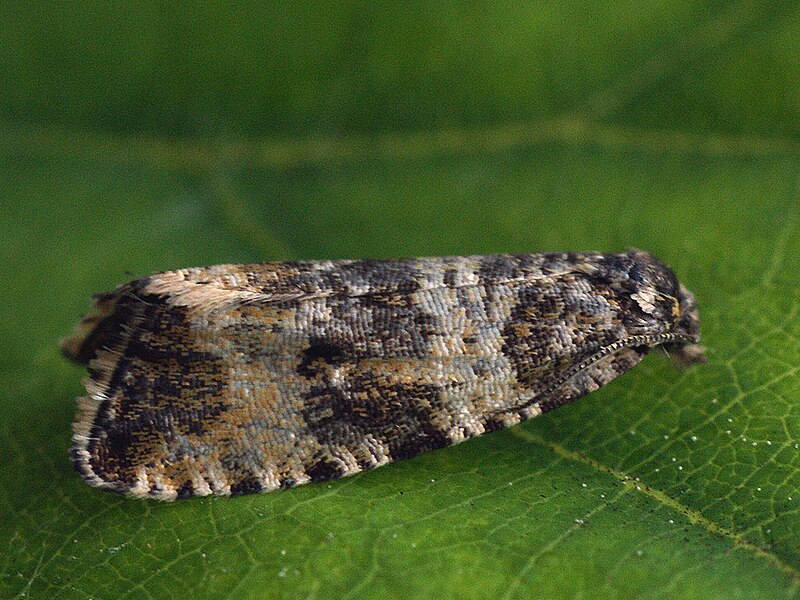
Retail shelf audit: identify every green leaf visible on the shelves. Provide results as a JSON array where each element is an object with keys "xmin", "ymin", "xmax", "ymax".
[{"xmin": 3, "ymin": 4, "xmax": 800, "ymax": 599}]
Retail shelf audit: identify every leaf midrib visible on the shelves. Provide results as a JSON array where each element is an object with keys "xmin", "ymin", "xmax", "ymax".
[{"xmin": 511, "ymin": 427, "xmax": 800, "ymax": 586}]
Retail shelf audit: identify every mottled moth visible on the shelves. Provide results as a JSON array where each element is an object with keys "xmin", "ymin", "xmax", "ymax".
[{"xmin": 62, "ymin": 250, "xmax": 704, "ymax": 500}]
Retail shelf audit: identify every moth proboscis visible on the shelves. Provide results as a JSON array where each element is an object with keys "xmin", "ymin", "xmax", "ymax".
[{"xmin": 62, "ymin": 250, "xmax": 704, "ymax": 500}]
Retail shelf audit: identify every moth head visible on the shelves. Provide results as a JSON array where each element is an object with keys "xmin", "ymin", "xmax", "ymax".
[
  {"xmin": 625, "ymin": 250, "xmax": 706, "ymax": 366},
  {"xmin": 668, "ymin": 282, "xmax": 706, "ymax": 365}
]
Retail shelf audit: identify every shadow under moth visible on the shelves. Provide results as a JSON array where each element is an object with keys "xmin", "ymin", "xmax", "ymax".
[{"xmin": 62, "ymin": 250, "xmax": 705, "ymax": 500}]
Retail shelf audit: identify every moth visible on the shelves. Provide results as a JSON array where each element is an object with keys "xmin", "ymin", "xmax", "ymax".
[{"xmin": 62, "ymin": 250, "xmax": 704, "ymax": 500}]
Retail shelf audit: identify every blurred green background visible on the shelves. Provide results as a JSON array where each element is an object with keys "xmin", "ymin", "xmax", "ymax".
[
  {"xmin": 4, "ymin": 2, "xmax": 800, "ymax": 139},
  {"xmin": 3, "ymin": 2, "xmax": 800, "ymax": 599}
]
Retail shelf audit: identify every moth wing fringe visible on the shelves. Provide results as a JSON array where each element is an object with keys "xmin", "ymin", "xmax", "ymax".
[
  {"xmin": 60, "ymin": 284, "xmax": 133, "ymax": 365},
  {"xmin": 63, "ymin": 277, "xmax": 264, "ymax": 500},
  {"xmin": 62, "ymin": 283, "xmax": 159, "ymax": 497}
]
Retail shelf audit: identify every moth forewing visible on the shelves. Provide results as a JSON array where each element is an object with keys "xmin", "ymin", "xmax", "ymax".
[{"xmin": 63, "ymin": 250, "xmax": 703, "ymax": 500}]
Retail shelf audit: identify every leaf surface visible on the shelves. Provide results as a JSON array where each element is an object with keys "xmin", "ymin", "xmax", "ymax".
[{"xmin": 2, "ymin": 3, "xmax": 800, "ymax": 599}]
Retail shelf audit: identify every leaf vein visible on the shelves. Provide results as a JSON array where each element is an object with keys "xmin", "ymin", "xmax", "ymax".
[{"xmin": 510, "ymin": 428, "xmax": 800, "ymax": 582}]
